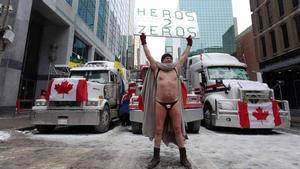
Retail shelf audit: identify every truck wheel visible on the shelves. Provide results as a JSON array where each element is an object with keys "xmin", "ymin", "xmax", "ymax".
[
  {"xmin": 36, "ymin": 125, "xmax": 55, "ymax": 134},
  {"xmin": 204, "ymin": 105, "xmax": 214, "ymax": 130},
  {"xmin": 187, "ymin": 120, "xmax": 201, "ymax": 133},
  {"xmin": 132, "ymin": 122, "xmax": 142, "ymax": 134},
  {"xmin": 94, "ymin": 105, "xmax": 111, "ymax": 133}
]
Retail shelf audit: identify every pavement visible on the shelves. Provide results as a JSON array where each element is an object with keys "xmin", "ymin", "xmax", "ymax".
[
  {"xmin": 1, "ymin": 111, "xmax": 300, "ymax": 135},
  {"xmin": 0, "ymin": 112, "xmax": 33, "ymax": 130}
]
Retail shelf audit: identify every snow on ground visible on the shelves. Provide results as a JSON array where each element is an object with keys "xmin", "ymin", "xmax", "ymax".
[
  {"xmin": 29, "ymin": 126, "xmax": 300, "ymax": 169},
  {"xmin": 0, "ymin": 131, "xmax": 10, "ymax": 141}
]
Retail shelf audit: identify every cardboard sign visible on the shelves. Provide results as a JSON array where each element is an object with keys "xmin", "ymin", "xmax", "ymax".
[{"xmin": 134, "ymin": 8, "xmax": 199, "ymax": 38}]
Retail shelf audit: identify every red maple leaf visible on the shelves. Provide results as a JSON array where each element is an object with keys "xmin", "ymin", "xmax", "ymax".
[
  {"xmin": 54, "ymin": 80, "xmax": 73, "ymax": 98},
  {"xmin": 252, "ymin": 107, "xmax": 269, "ymax": 121}
]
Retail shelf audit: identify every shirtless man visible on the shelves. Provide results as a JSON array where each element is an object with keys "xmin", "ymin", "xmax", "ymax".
[{"xmin": 140, "ymin": 33, "xmax": 192, "ymax": 169}]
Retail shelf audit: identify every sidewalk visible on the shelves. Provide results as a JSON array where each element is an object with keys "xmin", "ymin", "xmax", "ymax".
[{"xmin": 0, "ymin": 112, "xmax": 34, "ymax": 130}]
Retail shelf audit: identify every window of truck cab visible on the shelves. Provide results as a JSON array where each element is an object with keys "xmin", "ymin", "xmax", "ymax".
[
  {"xmin": 207, "ymin": 66, "xmax": 249, "ymax": 80},
  {"xmin": 70, "ymin": 70, "xmax": 109, "ymax": 83}
]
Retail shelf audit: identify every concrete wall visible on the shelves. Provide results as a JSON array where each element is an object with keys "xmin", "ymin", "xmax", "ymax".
[{"xmin": 0, "ymin": 0, "xmax": 33, "ymax": 114}]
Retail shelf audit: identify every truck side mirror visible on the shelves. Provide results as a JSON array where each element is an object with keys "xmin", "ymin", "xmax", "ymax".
[{"xmin": 198, "ymin": 73, "xmax": 202, "ymax": 83}]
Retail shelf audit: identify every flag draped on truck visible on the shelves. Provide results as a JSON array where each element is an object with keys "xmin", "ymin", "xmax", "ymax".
[
  {"xmin": 48, "ymin": 78, "xmax": 88, "ymax": 101},
  {"xmin": 238, "ymin": 100, "xmax": 281, "ymax": 128}
]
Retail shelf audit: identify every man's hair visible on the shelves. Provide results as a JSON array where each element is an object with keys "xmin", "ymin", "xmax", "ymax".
[{"xmin": 161, "ymin": 53, "xmax": 173, "ymax": 62}]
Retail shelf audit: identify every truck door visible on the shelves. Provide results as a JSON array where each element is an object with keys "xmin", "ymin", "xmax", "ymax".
[{"xmin": 104, "ymin": 71, "xmax": 118, "ymax": 107}]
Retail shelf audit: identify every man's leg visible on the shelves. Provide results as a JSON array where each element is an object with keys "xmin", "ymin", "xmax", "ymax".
[
  {"xmin": 154, "ymin": 103, "xmax": 167, "ymax": 147},
  {"xmin": 169, "ymin": 102, "xmax": 184, "ymax": 147},
  {"xmin": 169, "ymin": 103, "xmax": 192, "ymax": 169},
  {"xmin": 148, "ymin": 103, "xmax": 167, "ymax": 169}
]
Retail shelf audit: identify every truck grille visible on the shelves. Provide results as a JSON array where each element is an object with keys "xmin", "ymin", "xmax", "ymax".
[
  {"xmin": 242, "ymin": 90, "xmax": 271, "ymax": 103},
  {"xmin": 48, "ymin": 101, "xmax": 82, "ymax": 107}
]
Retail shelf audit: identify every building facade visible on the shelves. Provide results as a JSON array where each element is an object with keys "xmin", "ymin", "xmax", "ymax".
[
  {"xmin": 0, "ymin": 0, "xmax": 134, "ymax": 115},
  {"xmin": 250, "ymin": 0, "xmax": 300, "ymax": 111},
  {"xmin": 179, "ymin": 0, "xmax": 235, "ymax": 54},
  {"xmin": 235, "ymin": 26, "xmax": 259, "ymax": 81}
]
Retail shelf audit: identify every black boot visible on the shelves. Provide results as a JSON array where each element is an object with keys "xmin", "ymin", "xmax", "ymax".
[
  {"xmin": 148, "ymin": 147, "xmax": 160, "ymax": 169},
  {"xmin": 179, "ymin": 147, "xmax": 192, "ymax": 169}
]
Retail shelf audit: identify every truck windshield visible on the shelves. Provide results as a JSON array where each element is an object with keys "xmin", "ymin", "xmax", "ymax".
[
  {"xmin": 207, "ymin": 66, "xmax": 249, "ymax": 80},
  {"xmin": 70, "ymin": 70, "xmax": 109, "ymax": 83}
]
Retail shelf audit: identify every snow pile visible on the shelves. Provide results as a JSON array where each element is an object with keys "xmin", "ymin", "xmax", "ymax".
[{"xmin": 0, "ymin": 131, "xmax": 10, "ymax": 141}]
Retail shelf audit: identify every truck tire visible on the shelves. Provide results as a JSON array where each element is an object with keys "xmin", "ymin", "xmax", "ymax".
[
  {"xmin": 187, "ymin": 120, "xmax": 201, "ymax": 133},
  {"xmin": 94, "ymin": 105, "xmax": 111, "ymax": 133},
  {"xmin": 36, "ymin": 125, "xmax": 55, "ymax": 134},
  {"xmin": 204, "ymin": 105, "xmax": 214, "ymax": 130},
  {"xmin": 132, "ymin": 122, "xmax": 142, "ymax": 134}
]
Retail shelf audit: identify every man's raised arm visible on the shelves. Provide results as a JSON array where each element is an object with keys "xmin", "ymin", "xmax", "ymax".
[
  {"xmin": 176, "ymin": 35, "xmax": 193, "ymax": 69},
  {"xmin": 140, "ymin": 33, "xmax": 157, "ymax": 70}
]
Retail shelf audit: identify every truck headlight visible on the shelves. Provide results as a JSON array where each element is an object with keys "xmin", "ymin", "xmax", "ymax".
[
  {"xmin": 35, "ymin": 100, "xmax": 47, "ymax": 106},
  {"xmin": 86, "ymin": 101, "xmax": 98, "ymax": 106}
]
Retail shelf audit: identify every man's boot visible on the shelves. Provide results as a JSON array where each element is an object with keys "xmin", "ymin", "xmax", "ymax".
[
  {"xmin": 179, "ymin": 147, "xmax": 192, "ymax": 169},
  {"xmin": 148, "ymin": 147, "xmax": 160, "ymax": 169}
]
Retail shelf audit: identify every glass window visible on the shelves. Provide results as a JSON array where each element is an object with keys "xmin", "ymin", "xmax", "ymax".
[
  {"xmin": 258, "ymin": 10, "xmax": 263, "ymax": 30},
  {"xmin": 207, "ymin": 66, "xmax": 249, "ymax": 80},
  {"xmin": 256, "ymin": 0, "xmax": 262, "ymax": 7},
  {"xmin": 97, "ymin": 0, "xmax": 107, "ymax": 42},
  {"xmin": 94, "ymin": 52, "xmax": 105, "ymax": 61},
  {"xmin": 65, "ymin": 0, "xmax": 72, "ymax": 6},
  {"xmin": 179, "ymin": 0, "xmax": 234, "ymax": 53},
  {"xmin": 293, "ymin": 0, "xmax": 299, "ymax": 7},
  {"xmin": 294, "ymin": 15, "xmax": 300, "ymax": 42},
  {"xmin": 266, "ymin": 2, "xmax": 272, "ymax": 24},
  {"xmin": 89, "ymin": 71, "xmax": 109, "ymax": 83},
  {"xmin": 281, "ymin": 24, "xmax": 289, "ymax": 48},
  {"xmin": 70, "ymin": 71, "xmax": 88, "ymax": 78},
  {"xmin": 260, "ymin": 36, "xmax": 267, "ymax": 57},
  {"xmin": 73, "ymin": 36, "xmax": 88, "ymax": 62},
  {"xmin": 78, "ymin": 0, "xmax": 96, "ymax": 30},
  {"xmin": 70, "ymin": 70, "xmax": 109, "ymax": 84},
  {"xmin": 278, "ymin": 0, "xmax": 285, "ymax": 17},
  {"xmin": 270, "ymin": 30, "xmax": 277, "ymax": 53}
]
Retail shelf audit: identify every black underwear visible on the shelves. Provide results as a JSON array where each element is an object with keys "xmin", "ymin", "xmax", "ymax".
[{"xmin": 156, "ymin": 99, "xmax": 178, "ymax": 111}]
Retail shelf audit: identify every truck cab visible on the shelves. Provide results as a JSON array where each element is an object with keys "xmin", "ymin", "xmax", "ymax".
[
  {"xmin": 187, "ymin": 53, "xmax": 290, "ymax": 129},
  {"xmin": 32, "ymin": 61, "xmax": 126, "ymax": 133}
]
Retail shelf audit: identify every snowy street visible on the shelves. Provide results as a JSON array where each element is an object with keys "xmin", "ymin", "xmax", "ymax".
[{"xmin": 0, "ymin": 125, "xmax": 300, "ymax": 169}]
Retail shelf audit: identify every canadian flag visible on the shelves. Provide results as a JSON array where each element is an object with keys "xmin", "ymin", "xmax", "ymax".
[
  {"xmin": 238, "ymin": 100, "xmax": 281, "ymax": 128},
  {"xmin": 48, "ymin": 78, "xmax": 88, "ymax": 101}
]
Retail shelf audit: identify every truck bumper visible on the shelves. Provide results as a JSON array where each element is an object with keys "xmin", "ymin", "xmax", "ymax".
[
  {"xmin": 31, "ymin": 109, "xmax": 100, "ymax": 126},
  {"xmin": 213, "ymin": 114, "xmax": 291, "ymax": 129},
  {"xmin": 129, "ymin": 108, "xmax": 203, "ymax": 123},
  {"xmin": 129, "ymin": 110, "xmax": 143, "ymax": 123},
  {"xmin": 183, "ymin": 108, "xmax": 203, "ymax": 122}
]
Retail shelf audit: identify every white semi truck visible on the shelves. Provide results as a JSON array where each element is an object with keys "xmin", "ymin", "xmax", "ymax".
[
  {"xmin": 32, "ymin": 61, "xmax": 127, "ymax": 133},
  {"xmin": 187, "ymin": 53, "xmax": 290, "ymax": 129}
]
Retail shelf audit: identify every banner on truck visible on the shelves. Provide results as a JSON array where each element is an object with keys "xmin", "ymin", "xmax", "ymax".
[{"xmin": 134, "ymin": 8, "xmax": 199, "ymax": 38}]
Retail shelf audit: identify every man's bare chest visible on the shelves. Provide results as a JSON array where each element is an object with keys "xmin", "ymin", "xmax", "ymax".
[{"xmin": 157, "ymin": 70, "xmax": 178, "ymax": 81}]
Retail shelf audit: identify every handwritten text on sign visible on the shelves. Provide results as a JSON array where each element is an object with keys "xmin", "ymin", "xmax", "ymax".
[{"xmin": 134, "ymin": 8, "xmax": 199, "ymax": 38}]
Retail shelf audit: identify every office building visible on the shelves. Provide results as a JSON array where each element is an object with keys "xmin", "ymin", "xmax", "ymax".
[
  {"xmin": 179, "ymin": 0, "xmax": 235, "ymax": 54},
  {"xmin": 0, "ymin": 0, "xmax": 134, "ymax": 114},
  {"xmin": 250, "ymin": 0, "xmax": 300, "ymax": 113}
]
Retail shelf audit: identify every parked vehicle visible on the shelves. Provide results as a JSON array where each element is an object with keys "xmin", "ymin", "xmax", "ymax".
[
  {"xmin": 32, "ymin": 61, "xmax": 127, "ymax": 133},
  {"xmin": 186, "ymin": 53, "xmax": 290, "ymax": 129}
]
